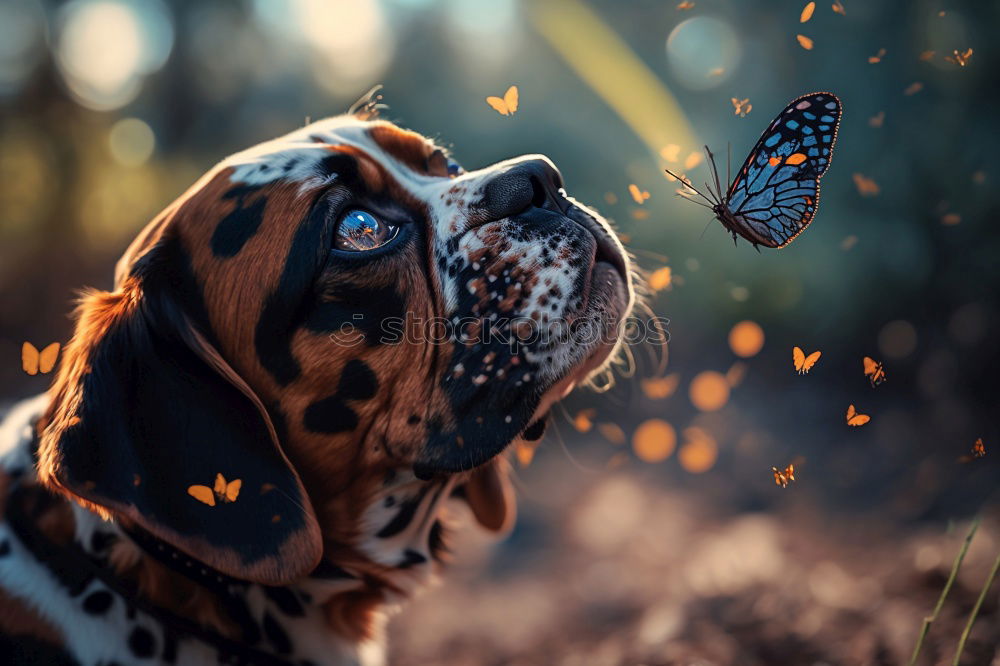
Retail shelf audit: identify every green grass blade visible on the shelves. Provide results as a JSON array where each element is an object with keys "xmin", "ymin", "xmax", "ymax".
[
  {"xmin": 908, "ymin": 517, "xmax": 980, "ymax": 666},
  {"xmin": 951, "ymin": 550, "xmax": 1000, "ymax": 665}
]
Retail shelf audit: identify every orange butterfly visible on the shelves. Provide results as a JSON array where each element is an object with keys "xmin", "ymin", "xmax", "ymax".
[
  {"xmin": 853, "ymin": 173, "xmax": 880, "ymax": 197},
  {"xmin": 772, "ymin": 463, "xmax": 795, "ymax": 488},
  {"xmin": 868, "ymin": 48, "xmax": 886, "ymax": 64},
  {"xmin": 945, "ymin": 48, "xmax": 973, "ymax": 67},
  {"xmin": 731, "ymin": 97, "xmax": 752, "ymax": 117},
  {"xmin": 831, "ymin": 0, "xmax": 846, "ymax": 15},
  {"xmin": 628, "ymin": 184, "xmax": 650, "ymax": 204},
  {"xmin": 800, "ymin": 2, "xmax": 815, "ymax": 23},
  {"xmin": 188, "ymin": 473, "xmax": 242, "ymax": 507},
  {"xmin": 792, "ymin": 346, "xmax": 821, "ymax": 374},
  {"xmin": 676, "ymin": 1, "xmax": 695, "ymax": 9},
  {"xmin": 863, "ymin": 356, "xmax": 886, "ymax": 387},
  {"xmin": 485, "ymin": 85, "xmax": 519, "ymax": 116},
  {"xmin": 21, "ymin": 342, "xmax": 60, "ymax": 376},
  {"xmin": 972, "ymin": 438, "xmax": 985, "ymax": 458},
  {"xmin": 846, "ymin": 404, "xmax": 870, "ymax": 426}
]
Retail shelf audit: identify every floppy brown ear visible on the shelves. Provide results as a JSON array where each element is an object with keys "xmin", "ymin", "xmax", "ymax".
[
  {"xmin": 460, "ymin": 457, "xmax": 516, "ymax": 533},
  {"xmin": 38, "ymin": 234, "xmax": 322, "ymax": 585}
]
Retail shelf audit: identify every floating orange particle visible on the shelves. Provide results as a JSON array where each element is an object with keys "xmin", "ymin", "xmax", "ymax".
[
  {"xmin": 632, "ymin": 419, "xmax": 676, "ymax": 463},
  {"xmin": 573, "ymin": 408, "xmax": 596, "ymax": 433},
  {"xmin": 728, "ymin": 320, "xmax": 765, "ymax": 358},
  {"xmin": 678, "ymin": 427, "xmax": 718, "ymax": 473},
  {"xmin": 598, "ymin": 422, "xmax": 626, "ymax": 446},
  {"xmin": 800, "ymin": 2, "xmax": 815, "ymax": 22},
  {"xmin": 641, "ymin": 374, "xmax": 680, "ymax": 399},
  {"xmin": 648, "ymin": 266, "xmax": 672, "ymax": 292},
  {"xmin": 689, "ymin": 371, "xmax": 730, "ymax": 411},
  {"xmin": 797, "ymin": 35, "xmax": 814, "ymax": 50}
]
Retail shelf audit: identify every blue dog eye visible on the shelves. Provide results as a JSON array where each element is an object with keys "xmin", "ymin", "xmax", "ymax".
[
  {"xmin": 334, "ymin": 210, "xmax": 398, "ymax": 252},
  {"xmin": 446, "ymin": 159, "xmax": 463, "ymax": 177}
]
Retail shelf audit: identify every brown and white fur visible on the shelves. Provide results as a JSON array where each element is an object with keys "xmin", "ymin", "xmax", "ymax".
[{"xmin": 0, "ymin": 102, "xmax": 633, "ymax": 665}]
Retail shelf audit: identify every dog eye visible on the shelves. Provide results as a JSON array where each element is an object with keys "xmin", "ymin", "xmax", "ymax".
[
  {"xmin": 446, "ymin": 159, "xmax": 464, "ymax": 178},
  {"xmin": 334, "ymin": 210, "xmax": 398, "ymax": 252}
]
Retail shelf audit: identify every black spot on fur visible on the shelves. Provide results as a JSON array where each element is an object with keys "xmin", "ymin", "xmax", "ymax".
[
  {"xmin": 522, "ymin": 417, "xmax": 547, "ymax": 442},
  {"xmin": 302, "ymin": 360, "xmax": 378, "ymax": 434},
  {"xmin": 211, "ymin": 196, "xmax": 266, "ymax": 258},
  {"xmin": 255, "ymin": 197, "xmax": 333, "ymax": 385},
  {"xmin": 376, "ymin": 487, "xmax": 429, "ymax": 538},
  {"xmin": 127, "ymin": 626, "xmax": 156, "ymax": 658},
  {"xmin": 82, "ymin": 590, "xmax": 114, "ymax": 615},
  {"xmin": 303, "ymin": 396, "xmax": 357, "ymax": 434},
  {"xmin": 263, "ymin": 613, "xmax": 292, "ymax": 655},
  {"xmin": 398, "ymin": 549, "xmax": 427, "ymax": 568},
  {"xmin": 304, "ymin": 283, "xmax": 406, "ymax": 346},
  {"xmin": 264, "ymin": 586, "xmax": 305, "ymax": 618}
]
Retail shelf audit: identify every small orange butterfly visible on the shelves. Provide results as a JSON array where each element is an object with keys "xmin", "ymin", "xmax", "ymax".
[
  {"xmin": 486, "ymin": 85, "xmax": 519, "ymax": 116},
  {"xmin": 772, "ymin": 463, "xmax": 795, "ymax": 488},
  {"xmin": 21, "ymin": 342, "xmax": 60, "ymax": 376},
  {"xmin": 797, "ymin": 34, "xmax": 814, "ymax": 50},
  {"xmin": 904, "ymin": 82, "xmax": 924, "ymax": 96},
  {"xmin": 793, "ymin": 346, "xmax": 822, "ymax": 374},
  {"xmin": 945, "ymin": 48, "xmax": 973, "ymax": 67},
  {"xmin": 731, "ymin": 97, "xmax": 752, "ymax": 117},
  {"xmin": 863, "ymin": 356, "xmax": 886, "ymax": 387},
  {"xmin": 919, "ymin": 50, "xmax": 935, "ymax": 61},
  {"xmin": 628, "ymin": 184, "xmax": 651, "ymax": 204},
  {"xmin": 868, "ymin": 48, "xmax": 886, "ymax": 64},
  {"xmin": 831, "ymin": 0, "xmax": 846, "ymax": 15},
  {"xmin": 846, "ymin": 404, "xmax": 870, "ymax": 426},
  {"xmin": 188, "ymin": 473, "xmax": 242, "ymax": 507},
  {"xmin": 597, "ymin": 422, "xmax": 626, "ymax": 446},
  {"xmin": 853, "ymin": 173, "xmax": 880, "ymax": 197},
  {"xmin": 676, "ymin": 1, "xmax": 695, "ymax": 9},
  {"xmin": 958, "ymin": 438, "xmax": 986, "ymax": 463},
  {"xmin": 869, "ymin": 111, "xmax": 885, "ymax": 128},
  {"xmin": 800, "ymin": 2, "xmax": 815, "ymax": 23}
]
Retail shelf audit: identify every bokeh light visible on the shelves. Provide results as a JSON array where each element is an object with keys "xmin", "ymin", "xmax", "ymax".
[
  {"xmin": 678, "ymin": 426, "xmax": 718, "ymax": 474},
  {"xmin": 728, "ymin": 320, "xmax": 765, "ymax": 357},
  {"xmin": 108, "ymin": 118, "xmax": 155, "ymax": 167},
  {"xmin": 632, "ymin": 419, "xmax": 676, "ymax": 463},
  {"xmin": 55, "ymin": 0, "xmax": 174, "ymax": 111},
  {"xmin": 0, "ymin": 0, "xmax": 46, "ymax": 97},
  {"xmin": 689, "ymin": 371, "xmax": 730, "ymax": 412},
  {"xmin": 878, "ymin": 320, "xmax": 918, "ymax": 359},
  {"xmin": 665, "ymin": 16, "xmax": 741, "ymax": 90}
]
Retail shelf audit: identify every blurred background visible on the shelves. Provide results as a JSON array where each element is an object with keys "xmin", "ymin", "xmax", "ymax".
[{"xmin": 0, "ymin": 0, "xmax": 997, "ymax": 663}]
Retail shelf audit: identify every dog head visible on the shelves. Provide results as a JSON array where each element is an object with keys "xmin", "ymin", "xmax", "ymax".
[{"xmin": 39, "ymin": 105, "xmax": 633, "ymax": 586}]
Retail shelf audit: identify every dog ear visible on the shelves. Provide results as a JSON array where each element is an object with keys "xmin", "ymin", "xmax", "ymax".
[
  {"xmin": 459, "ymin": 457, "xmax": 516, "ymax": 533},
  {"xmin": 38, "ymin": 236, "xmax": 322, "ymax": 585}
]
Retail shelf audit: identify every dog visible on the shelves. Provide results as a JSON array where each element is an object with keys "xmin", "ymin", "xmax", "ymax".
[{"xmin": 0, "ymin": 98, "xmax": 633, "ymax": 665}]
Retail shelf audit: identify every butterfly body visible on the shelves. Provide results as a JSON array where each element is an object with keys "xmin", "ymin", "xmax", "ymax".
[{"xmin": 668, "ymin": 92, "xmax": 842, "ymax": 249}]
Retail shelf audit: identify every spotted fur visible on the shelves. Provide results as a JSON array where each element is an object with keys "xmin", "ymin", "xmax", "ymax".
[{"xmin": 1, "ymin": 108, "xmax": 632, "ymax": 664}]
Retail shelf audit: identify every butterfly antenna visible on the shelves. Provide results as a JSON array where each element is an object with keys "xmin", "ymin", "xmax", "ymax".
[
  {"xmin": 663, "ymin": 167, "xmax": 715, "ymax": 207},
  {"xmin": 727, "ymin": 142, "xmax": 732, "ymax": 194},
  {"xmin": 704, "ymin": 145, "xmax": 724, "ymax": 204}
]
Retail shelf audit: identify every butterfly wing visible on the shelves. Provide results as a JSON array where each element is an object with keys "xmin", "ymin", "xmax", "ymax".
[
  {"xmin": 863, "ymin": 356, "xmax": 876, "ymax": 375},
  {"xmin": 39, "ymin": 342, "xmax": 60, "ymax": 374},
  {"xmin": 21, "ymin": 342, "xmax": 40, "ymax": 376},
  {"xmin": 188, "ymin": 485, "xmax": 216, "ymax": 506},
  {"xmin": 792, "ymin": 346, "xmax": 805, "ymax": 372},
  {"xmin": 224, "ymin": 479, "xmax": 242, "ymax": 503},
  {"xmin": 723, "ymin": 92, "xmax": 841, "ymax": 248},
  {"xmin": 803, "ymin": 350, "xmax": 821, "ymax": 372},
  {"xmin": 503, "ymin": 85, "xmax": 518, "ymax": 114},
  {"xmin": 486, "ymin": 96, "xmax": 509, "ymax": 116},
  {"xmin": 214, "ymin": 473, "xmax": 227, "ymax": 496}
]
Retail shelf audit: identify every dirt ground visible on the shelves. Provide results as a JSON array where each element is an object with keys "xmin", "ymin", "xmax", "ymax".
[{"xmin": 388, "ymin": 457, "xmax": 999, "ymax": 666}]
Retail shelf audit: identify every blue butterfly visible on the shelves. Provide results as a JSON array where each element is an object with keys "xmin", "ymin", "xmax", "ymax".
[{"xmin": 666, "ymin": 92, "xmax": 842, "ymax": 249}]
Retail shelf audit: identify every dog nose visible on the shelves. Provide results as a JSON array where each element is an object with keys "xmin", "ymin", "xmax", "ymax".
[{"xmin": 476, "ymin": 156, "xmax": 566, "ymax": 220}]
